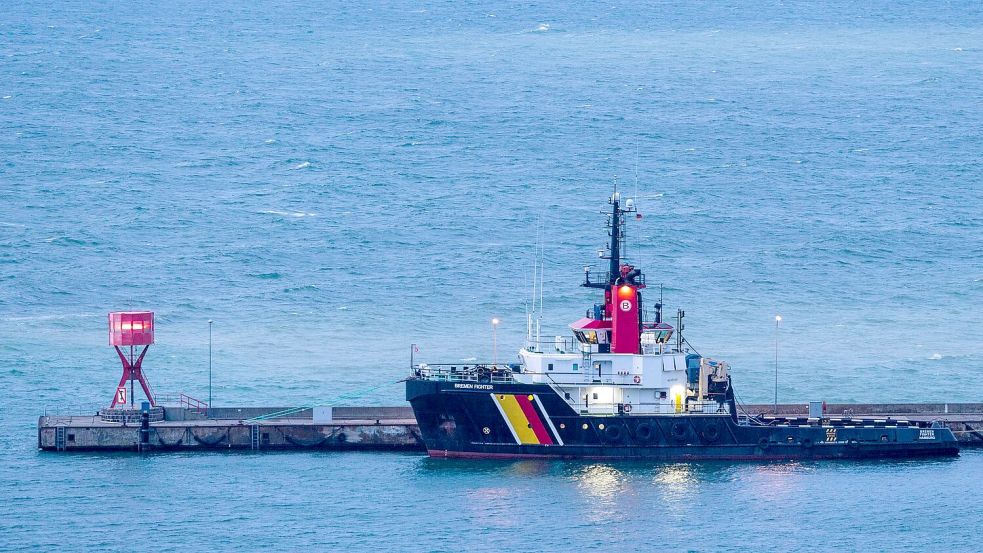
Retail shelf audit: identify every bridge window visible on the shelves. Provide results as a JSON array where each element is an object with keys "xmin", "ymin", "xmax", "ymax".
[
  {"xmin": 548, "ymin": 363, "xmax": 554, "ymax": 371},
  {"xmin": 574, "ymin": 330, "xmax": 610, "ymax": 345}
]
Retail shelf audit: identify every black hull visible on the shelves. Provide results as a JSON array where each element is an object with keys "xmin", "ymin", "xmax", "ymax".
[{"xmin": 407, "ymin": 380, "xmax": 960, "ymax": 461}]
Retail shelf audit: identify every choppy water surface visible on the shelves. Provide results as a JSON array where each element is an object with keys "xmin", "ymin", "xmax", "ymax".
[{"xmin": 2, "ymin": 1, "xmax": 982, "ymax": 551}]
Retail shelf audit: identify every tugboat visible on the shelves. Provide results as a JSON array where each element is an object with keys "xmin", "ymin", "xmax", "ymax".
[{"xmin": 406, "ymin": 193, "xmax": 960, "ymax": 460}]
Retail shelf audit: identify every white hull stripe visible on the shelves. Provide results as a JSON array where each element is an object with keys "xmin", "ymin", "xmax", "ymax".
[{"xmin": 533, "ymin": 394, "xmax": 564, "ymax": 446}]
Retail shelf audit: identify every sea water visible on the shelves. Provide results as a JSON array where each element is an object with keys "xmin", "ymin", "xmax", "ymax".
[{"xmin": 1, "ymin": 1, "xmax": 981, "ymax": 551}]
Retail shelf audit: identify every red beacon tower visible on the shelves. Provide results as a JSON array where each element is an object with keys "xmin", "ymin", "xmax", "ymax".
[{"xmin": 108, "ymin": 311, "xmax": 156, "ymax": 408}]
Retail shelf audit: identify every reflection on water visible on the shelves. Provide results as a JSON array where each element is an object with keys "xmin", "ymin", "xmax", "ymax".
[
  {"xmin": 571, "ymin": 464, "xmax": 631, "ymax": 524},
  {"xmin": 574, "ymin": 464, "xmax": 629, "ymax": 501},
  {"xmin": 413, "ymin": 455, "xmax": 971, "ymax": 533}
]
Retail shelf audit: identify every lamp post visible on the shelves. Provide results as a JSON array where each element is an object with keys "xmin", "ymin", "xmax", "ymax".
[
  {"xmin": 208, "ymin": 320, "xmax": 213, "ymax": 413},
  {"xmin": 774, "ymin": 315, "xmax": 781, "ymax": 414},
  {"xmin": 492, "ymin": 318, "xmax": 500, "ymax": 367}
]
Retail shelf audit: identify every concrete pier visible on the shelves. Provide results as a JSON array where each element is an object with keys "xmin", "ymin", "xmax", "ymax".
[
  {"xmin": 38, "ymin": 406, "xmax": 422, "ymax": 452},
  {"xmin": 38, "ymin": 403, "xmax": 983, "ymax": 452}
]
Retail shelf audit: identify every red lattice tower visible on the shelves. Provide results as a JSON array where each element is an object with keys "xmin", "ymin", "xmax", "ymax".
[{"xmin": 108, "ymin": 311, "xmax": 156, "ymax": 408}]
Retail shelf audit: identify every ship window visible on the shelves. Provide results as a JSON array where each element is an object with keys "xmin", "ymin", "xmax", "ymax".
[
  {"xmin": 564, "ymin": 392, "xmax": 571, "ymax": 400},
  {"xmin": 67, "ymin": 434, "xmax": 76, "ymax": 442},
  {"xmin": 596, "ymin": 330, "xmax": 610, "ymax": 344},
  {"xmin": 593, "ymin": 393, "xmax": 599, "ymax": 400},
  {"xmin": 572, "ymin": 363, "xmax": 579, "ymax": 371},
  {"xmin": 548, "ymin": 363, "xmax": 554, "ymax": 371},
  {"xmin": 659, "ymin": 391, "xmax": 667, "ymax": 399}
]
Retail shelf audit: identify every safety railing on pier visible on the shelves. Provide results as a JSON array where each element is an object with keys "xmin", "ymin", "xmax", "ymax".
[
  {"xmin": 40, "ymin": 403, "xmax": 105, "ymax": 425},
  {"xmin": 179, "ymin": 393, "xmax": 208, "ymax": 414}
]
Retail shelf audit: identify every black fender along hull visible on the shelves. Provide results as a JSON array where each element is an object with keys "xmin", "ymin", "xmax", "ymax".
[{"xmin": 407, "ymin": 379, "xmax": 960, "ymax": 461}]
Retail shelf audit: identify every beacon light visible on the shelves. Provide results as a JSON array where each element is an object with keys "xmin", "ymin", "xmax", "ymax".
[
  {"xmin": 775, "ymin": 315, "xmax": 782, "ymax": 322},
  {"xmin": 492, "ymin": 318, "xmax": 500, "ymax": 325},
  {"xmin": 618, "ymin": 285, "xmax": 633, "ymax": 299}
]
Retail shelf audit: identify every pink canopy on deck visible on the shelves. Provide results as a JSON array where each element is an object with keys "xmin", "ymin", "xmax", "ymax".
[{"xmin": 569, "ymin": 317, "xmax": 612, "ymax": 330}]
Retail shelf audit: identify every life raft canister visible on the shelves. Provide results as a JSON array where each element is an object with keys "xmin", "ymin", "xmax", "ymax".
[
  {"xmin": 633, "ymin": 375, "xmax": 641, "ymax": 384},
  {"xmin": 476, "ymin": 366, "xmax": 490, "ymax": 383}
]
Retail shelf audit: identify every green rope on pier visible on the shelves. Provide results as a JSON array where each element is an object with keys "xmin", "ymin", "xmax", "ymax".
[{"xmin": 242, "ymin": 379, "xmax": 404, "ymax": 423}]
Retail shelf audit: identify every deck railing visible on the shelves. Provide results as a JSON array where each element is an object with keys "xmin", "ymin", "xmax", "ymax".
[
  {"xmin": 571, "ymin": 400, "xmax": 729, "ymax": 416},
  {"xmin": 415, "ymin": 363, "xmax": 516, "ymax": 384}
]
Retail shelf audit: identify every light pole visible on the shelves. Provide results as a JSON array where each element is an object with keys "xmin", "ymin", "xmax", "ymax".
[
  {"xmin": 208, "ymin": 320, "xmax": 213, "ymax": 412},
  {"xmin": 774, "ymin": 315, "xmax": 781, "ymax": 414},
  {"xmin": 491, "ymin": 318, "xmax": 500, "ymax": 367}
]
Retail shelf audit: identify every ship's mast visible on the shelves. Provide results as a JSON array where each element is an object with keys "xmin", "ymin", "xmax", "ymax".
[
  {"xmin": 583, "ymin": 192, "xmax": 626, "ymax": 290},
  {"xmin": 608, "ymin": 193, "xmax": 621, "ymax": 285}
]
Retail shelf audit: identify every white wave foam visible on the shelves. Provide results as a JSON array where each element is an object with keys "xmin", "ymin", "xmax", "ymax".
[
  {"xmin": 929, "ymin": 353, "xmax": 943, "ymax": 360},
  {"xmin": 1, "ymin": 312, "xmax": 101, "ymax": 322},
  {"xmin": 533, "ymin": 23, "xmax": 550, "ymax": 32},
  {"xmin": 258, "ymin": 210, "xmax": 316, "ymax": 218},
  {"xmin": 293, "ymin": 161, "xmax": 310, "ymax": 169}
]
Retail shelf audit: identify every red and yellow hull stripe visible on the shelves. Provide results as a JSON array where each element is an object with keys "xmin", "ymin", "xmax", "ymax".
[{"xmin": 491, "ymin": 393, "xmax": 563, "ymax": 446}]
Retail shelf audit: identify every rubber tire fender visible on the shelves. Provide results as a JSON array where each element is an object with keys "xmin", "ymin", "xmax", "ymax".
[
  {"xmin": 671, "ymin": 422, "xmax": 688, "ymax": 441},
  {"xmin": 604, "ymin": 424, "xmax": 624, "ymax": 443},
  {"xmin": 702, "ymin": 423, "xmax": 720, "ymax": 443},
  {"xmin": 634, "ymin": 423, "xmax": 655, "ymax": 444},
  {"xmin": 757, "ymin": 437, "xmax": 770, "ymax": 449}
]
